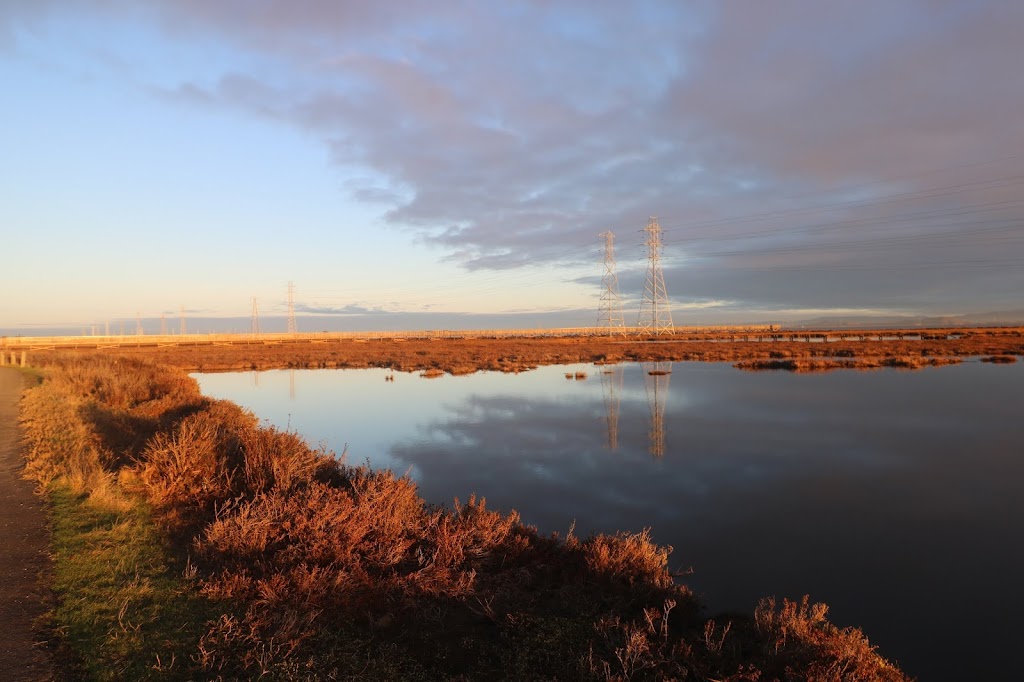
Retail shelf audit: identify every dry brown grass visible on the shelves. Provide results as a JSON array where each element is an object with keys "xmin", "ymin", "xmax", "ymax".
[
  {"xmin": 31, "ymin": 325, "xmax": 1020, "ymax": 377},
  {"xmin": 753, "ymin": 596, "xmax": 907, "ymax": 682},
  {"xmin": 735, "ymin": 355, "xmax": 964, "ymax": 372},
  {"xmin": 19, "ymin": 352, "xmax": 913, "ymax": 680},
  {"xmin": 577, "ymin": 529, "xmax": 674, "ymax": 589},
  {"xmin": 981, "ymin": 354, "xmax": 1018, "ymax": 363}
]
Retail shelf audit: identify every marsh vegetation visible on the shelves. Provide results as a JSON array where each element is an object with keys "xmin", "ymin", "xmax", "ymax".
[{"xmin": 19, "ymin": 354, "xmax": 911, "ymax": 680}]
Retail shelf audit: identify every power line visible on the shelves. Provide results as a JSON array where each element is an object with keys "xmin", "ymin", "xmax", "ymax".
[
  {"xmin": 657, "ymin": 171, "xmax": 1024, "ymax": 237},
  {"xmin": 663, "ymin": 197, "xmax": 1024, "ymax": 250}
]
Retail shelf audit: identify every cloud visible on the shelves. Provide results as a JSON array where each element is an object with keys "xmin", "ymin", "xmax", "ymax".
[
  {"xmin": 9, "ymin": 1, "xmax": 1024, "ymax": 317},
  {"xmin": 294, "ymin": 302, "xmax": 387, "ymax": 316}
]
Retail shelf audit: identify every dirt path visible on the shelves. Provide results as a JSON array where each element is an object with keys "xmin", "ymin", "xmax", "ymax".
[{"xmin": 0, "ymin": 368, "xmax": 52, "ymax": 681}]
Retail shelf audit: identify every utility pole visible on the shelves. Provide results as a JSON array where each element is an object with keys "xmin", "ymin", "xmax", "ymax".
[
  {"xmin": 637, "ymin": 217, "xmax": 673, "ymax": 335},
  {"xmin": 180, "ymin": 305, "xmax": 186, "ymax": 335},
  {"xmin": 286, "ymin": 281, "xmax": 297, "ymax": 334},
  {"xmin": 136, "ymin": 312, "xmax": 143, "ymax": 335},
  {"xmin": 251, "ymin": 297, "xmax": 261, "ymax": 336},
  {"xmin": 598, "ymin": 231, "xmax": 625, "ymax": 335},
  {"xmin": 160, "ymin": 314, "xmax": 167, "ymax": 335}
]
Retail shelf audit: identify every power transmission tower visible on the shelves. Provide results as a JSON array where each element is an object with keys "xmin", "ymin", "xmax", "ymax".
[
  {"xmin": 180, "ymin": 305, "xmax": 186, "ymax": 335},
  {"xmin": 160, "ymin": 314, "xmax": 167, "ymax": 335},
  {"xmin": 136, "ymin": 312, "xmax": 143, "ymax": 335},
  {"xmin": 598, "ymin": 231, "xmax": 625, "ymax": 334},
  {"xmin": 637, "ymin": 217, "xmax": 674, "ymax": 335},
  {"xmin": 251, "ymin": 297, "xmax": 261, "ymax": 336},
  {"xmin": 643, "ymin": 362, "xmax": 672, "ymax": 458},
  {"xmin": 286, "ymin": 281, "xmax": 297, "ymax": 334}
]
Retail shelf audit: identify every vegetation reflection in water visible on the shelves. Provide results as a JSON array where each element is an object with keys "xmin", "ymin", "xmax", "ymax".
[{"xmin": 195, "ymin": 361, "xmax": 1024, "ymax": 681}]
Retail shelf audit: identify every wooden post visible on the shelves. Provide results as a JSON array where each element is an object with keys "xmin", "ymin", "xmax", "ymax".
[
  {"xmin": 0, "ymin": 351, "xmax": 5, "ymax": 366},
  {"xmin": 20, "ymin": 351, "xmax": 27, "ymax": 367}
]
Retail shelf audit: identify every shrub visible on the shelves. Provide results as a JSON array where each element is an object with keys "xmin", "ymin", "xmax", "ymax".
[{"xmin": 581, "ymin": 529, "xmax": 674, "ymax": 590}]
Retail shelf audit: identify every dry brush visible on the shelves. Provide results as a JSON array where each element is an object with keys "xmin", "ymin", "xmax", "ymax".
[{"xmin": 19, "ymin": 353, "xmax": 911, "ymax": 680}]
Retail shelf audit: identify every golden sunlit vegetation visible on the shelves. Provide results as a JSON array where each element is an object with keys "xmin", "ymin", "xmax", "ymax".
[
  {"xmin": 733, "ymin": 356, "xmax": 965, "ymax": 372},
  {"xmin": 19, "ymin": 325, "xmax": 1020, "ymax": 376},
  {"xmin": 18, "ymin": 353, "xmax": 917, "ymax": 679}
]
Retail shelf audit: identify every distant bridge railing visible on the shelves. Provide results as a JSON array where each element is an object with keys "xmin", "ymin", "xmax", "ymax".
[{"xmin": 0, "ymin": 325, "xmax": 782, "ymax": 350}]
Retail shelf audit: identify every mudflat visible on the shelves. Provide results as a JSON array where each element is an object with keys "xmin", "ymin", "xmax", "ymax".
[{"xmin": 0, "ymin": 368, "xmax": 52, "ymax": 681}]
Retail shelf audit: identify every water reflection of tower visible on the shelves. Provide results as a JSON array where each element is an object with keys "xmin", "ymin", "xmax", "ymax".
[
  {"xmin": 289, "ymin": 369, "xmax": 296, "ymax": 400},
  {"xmin": 599, "ymin": 364, "xmax": 624, "ymax": 449},
  {"xmin": 643, "ymin": 362, "xmax": 672, "ymax": 457}
]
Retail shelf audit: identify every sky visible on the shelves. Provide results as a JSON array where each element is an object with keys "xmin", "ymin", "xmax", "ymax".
[{"xmin": 2, "ymin": 1, "xmax": 1023, "ymax": 334}]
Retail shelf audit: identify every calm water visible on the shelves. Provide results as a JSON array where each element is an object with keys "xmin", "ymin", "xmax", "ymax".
[{"xmin": 194, "ymin": 361, "xmax": 1023, "ymax": 680}]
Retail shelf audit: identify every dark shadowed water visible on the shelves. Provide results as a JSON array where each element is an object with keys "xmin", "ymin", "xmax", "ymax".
[{"xmin": 194, "ymin": 361, "xmax": 1024, "ymax": 680}]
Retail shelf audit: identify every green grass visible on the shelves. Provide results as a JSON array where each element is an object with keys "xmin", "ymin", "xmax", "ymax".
[{"xmin": 48, "ymin": 483, "xmax": 222, "ymax": 681}]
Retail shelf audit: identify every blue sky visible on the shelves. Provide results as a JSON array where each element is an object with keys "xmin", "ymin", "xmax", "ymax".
[{"xmin": 2, "ymin": 1, "xmax": 1023, "ymax": 333}]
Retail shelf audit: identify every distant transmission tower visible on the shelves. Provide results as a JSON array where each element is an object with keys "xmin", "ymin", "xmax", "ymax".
[
  {"xmin": 286, "ymin": 281, "xmax": 297, "ymax": 334},
  {"xmin": 180, "ymin": 305, "xmax": 186, "ymax": 335},
  {"xmin": 637, "ymin": 217, "xmax": 674, "ymax": 335},
  {"xmin": 251, "ymin": 297, "xmax": 261, "ymax": 336},
  {"xmin": 136, "ymin": 312, "xmax": 143, "ymax": 335},
  {"xmin": 598, "ymin": 231, "xmax": 626, "ymax": 334},
  {"xmin": 160, "ymin": 314, "xmax": 167, "ymax": 335}
]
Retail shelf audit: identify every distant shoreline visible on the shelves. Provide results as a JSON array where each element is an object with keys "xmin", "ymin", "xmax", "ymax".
[{"xmin": 7, "ymin": 325, "xmax": 1022, "ymax": 374}]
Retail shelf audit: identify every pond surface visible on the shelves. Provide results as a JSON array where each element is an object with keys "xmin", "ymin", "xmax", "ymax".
[{"xmin": 194, "ymin": 361, "xmax": 1024, "ymax": 681}]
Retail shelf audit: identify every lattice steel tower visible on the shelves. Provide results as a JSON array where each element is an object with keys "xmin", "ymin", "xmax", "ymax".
[
  {"xmin": 251, "ymin": 297, "xmax": 261, "ymax": 336},
  {"xmin": 637, "ymin": 217, "xmax": 674, "ymax": 335},
  {"xmin": 598, "ymin": 231, "xmax": 626, "ymax": 334},
  {"xmin": 286, "ymin": 281, "xmax": 297, "ymax": 334}
]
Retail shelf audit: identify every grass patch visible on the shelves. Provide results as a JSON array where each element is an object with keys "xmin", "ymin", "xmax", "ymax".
[{"xmin": 47, "ymin": 483, "xmax": 222, "ymax": 681}]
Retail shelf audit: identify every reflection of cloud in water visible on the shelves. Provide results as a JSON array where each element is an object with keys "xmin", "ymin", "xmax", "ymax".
[{"xmin": 387, "ymin": 377, "xmax": 904, "ymax": 539}]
